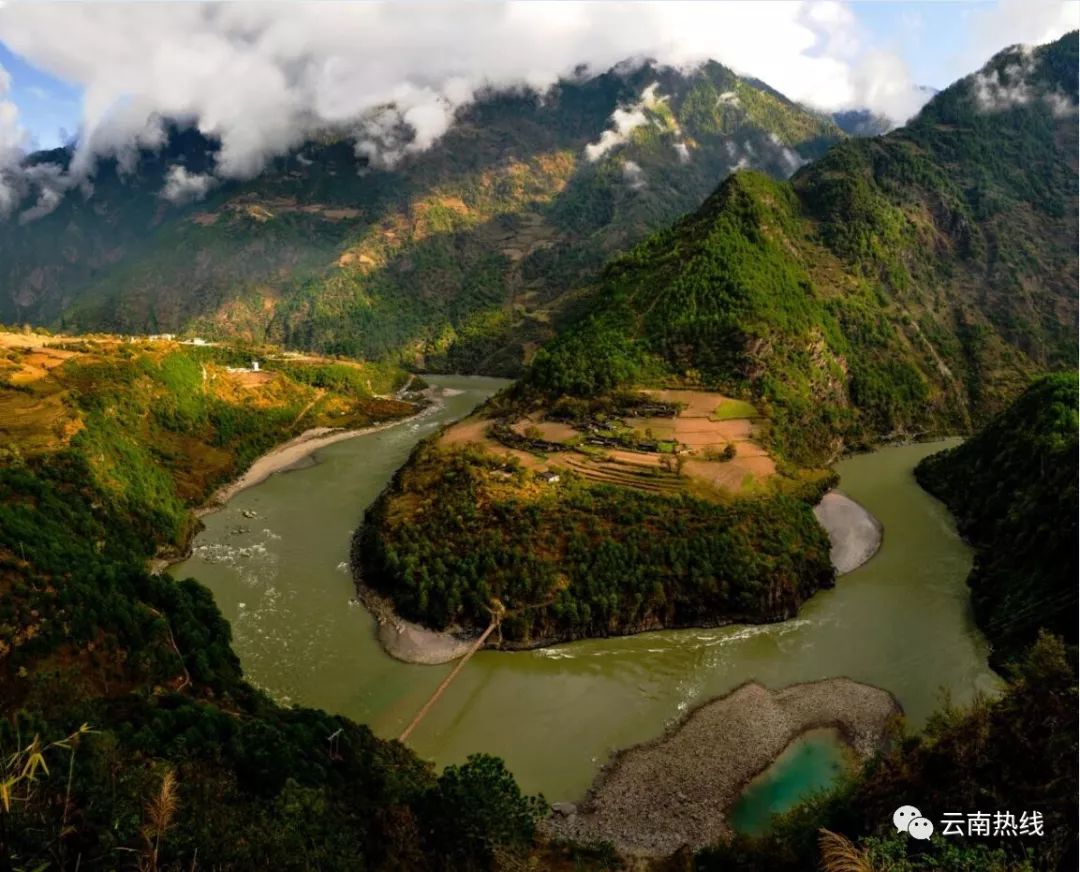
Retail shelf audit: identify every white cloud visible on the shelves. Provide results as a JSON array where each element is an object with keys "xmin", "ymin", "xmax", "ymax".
[
  {"xmin": 584, "ymin": 81, "xmax": 674, "ymax": 162},
  {"xmin": 17, "ymin": 162, "xmax": 68, "ymax": 223},
  {"xmin": 972, "ymin": 45, "xmax": 1038, "ymax": 111},
  {"xmin": 0, "ymin": 61, "xmax": 28, "ymax": 215},
  {"xmin": 621, "ymin": 159, "xmax": 645, "ymax": 189},
  {"xmin": 962, "ymin": 0, "xmax": 1079, "ymax": 74},
  {"xmin": 971, "ymin": 43, "xmax": 1079, "ymax": 116},
  {"xmin": 584, "ymin": 114, "xmax": 642, "ymax": 162},
  {"xmin": 1045, "ymin": 90, "xmax": 1079, "ymax": 117},
  {"xmin": 0, "ymin": 0, "xmax": 1073, "ymax": 205},
  {"xmin": 161, "ymin": 165, "xmax": 217, "ymax": 204},
  {"xmin": 0, "ymin": 2, "xmax": 936, "ymax": 182},
  {"xmin": 768, "ymin": 133, "xmax": 809, "ymax": 176},
  {"xmin": 847, "ymin": 51, "xmax": 926, "ymax": 124}
]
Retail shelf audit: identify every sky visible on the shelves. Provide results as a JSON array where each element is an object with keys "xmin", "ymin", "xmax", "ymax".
[{"xmin": 0, "ymin": 0, "xmax": 1076, "ymax": 211}]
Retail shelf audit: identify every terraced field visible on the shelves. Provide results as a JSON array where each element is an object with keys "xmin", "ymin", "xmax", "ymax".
[{"xmin": 438, "ymin": 387, "xmax": 776, "ymax": 498}]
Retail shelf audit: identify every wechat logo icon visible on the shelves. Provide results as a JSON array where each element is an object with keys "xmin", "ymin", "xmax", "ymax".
[{"xmin": 894, "ymin": 805, "xmax": 934, "ymax": 840}]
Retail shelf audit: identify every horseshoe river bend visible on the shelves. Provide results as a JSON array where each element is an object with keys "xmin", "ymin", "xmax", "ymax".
[{"xmin": 173, "ymin": 375, "xmax": 999, "ymax": 805}]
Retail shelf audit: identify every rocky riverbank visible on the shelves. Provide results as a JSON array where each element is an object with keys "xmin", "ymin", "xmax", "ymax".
[
  {"xmin": 544, "ymin": 678, "xmax": 901, "ymax": 856},
  {"xmin": 354, "ymin": 583, "xmax": 474, "ymax": 665},
  {"xmin": 813, "ymin": 491, "xmax": 883, "ymax": 574}
]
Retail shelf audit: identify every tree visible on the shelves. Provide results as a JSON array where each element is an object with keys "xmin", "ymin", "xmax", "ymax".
[{"xmin": 422, "ymin": 754, "xmax": 546, "ymax": 869}]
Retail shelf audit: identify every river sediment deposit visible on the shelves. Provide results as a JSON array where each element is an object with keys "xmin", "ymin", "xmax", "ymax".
[
  {"xmin": 544, "ymin": 678, "xmax": 900, "ymax": 855},
  {"xmin": 813, "ymin": 491, "xmax": 883, "ymax": 574}
]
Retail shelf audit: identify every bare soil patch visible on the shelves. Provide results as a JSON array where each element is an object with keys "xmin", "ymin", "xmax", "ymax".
[{"xmin": 439, "ymin": 386, "xmax": 778, "ymax": 497}]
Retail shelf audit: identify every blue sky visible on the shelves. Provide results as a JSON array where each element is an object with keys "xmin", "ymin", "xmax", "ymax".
[
  {"xmin": 0, "ymin": 43, "xmax": 80, "ymax": 150},
  {"xmin": 856, "ymin": 2, "xmax": 978, "ymax": 86},
  {"xmin": 0, "ymin": 1, "xmax": 1076, "ymax": 151}
]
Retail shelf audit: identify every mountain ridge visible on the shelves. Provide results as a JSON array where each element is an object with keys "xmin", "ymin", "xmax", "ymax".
[
  {"xmin": 0, "ymin": 58, "xmax": 846, "ymax": 376},
  {"xmin": 526, "ymin": 32, "xmax": 1079, "ymax": 463},
  {"xmin": 357, "ymin": 32, "xmax": 1079, "ymax": 644}
]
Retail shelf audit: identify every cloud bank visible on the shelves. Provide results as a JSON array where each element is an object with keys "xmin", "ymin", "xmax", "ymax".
[
  {"xmin": 0, "ymin": 62, "xmax": 29, "ymax": 214},
  {"xmin": 161, "ymin": 165, "xmax": 218, "ymax": 204},
  {"xmin": 0, "ymin": 0, "xmax": 1075, "ymax": 215}
]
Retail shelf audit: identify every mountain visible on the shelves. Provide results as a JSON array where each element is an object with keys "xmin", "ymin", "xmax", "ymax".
[
  {"xmin": 358, "ymin": 33, "xmax": 1078, "ymax": 642},
  {"xmin": 0, "ymin": 60, "xmax": 844, "ymax": 376},
  {"xmin": 831, "ymin": 108, "xmax": 893, "ymax": 137},
  {"xmin": 916, "ymin": 372, "xmax": 1078, "ymax": 667},
  {"xmin": 527, "ymin": 33, "xmax": 1078, "ymax": 464}
]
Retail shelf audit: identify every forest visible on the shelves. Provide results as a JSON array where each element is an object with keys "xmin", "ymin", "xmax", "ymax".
[
  {"xmin": 916, "ymin": 373, "xmax": 1079, "ymax": 667},
  {"xmin": 526, "ymin": 34, "xmax": 1078, "ymax": 468},
  {"xmin": 0, "ymin": 26, "xmax": 1076, "ymax": 872},
  {"xmin": 357, "ymin": 441, "xmax": 835, "ymax": 643},
  {"xmin": 6, "ymin": 388, "xmax": 1071, "ymax": 869},
  {"xmin": 0, "ymin": 60, "xmax": 845, "ymax": 379}
]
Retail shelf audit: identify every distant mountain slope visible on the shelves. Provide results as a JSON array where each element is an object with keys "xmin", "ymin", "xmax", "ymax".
[
  {"xmin": 916, "ymin": 372, "xmax": 1078, "ymax": 667},
  {"xmin": 831, "ymin": 109, "xmax": 893, "ymax": 137},
  {"xmin": 0, "ymin": 61, "xmax": 844, "ymax": 376},
  {"xmin": 528, "ymin": 33, "xmax": 1078, "ymax": 464}
]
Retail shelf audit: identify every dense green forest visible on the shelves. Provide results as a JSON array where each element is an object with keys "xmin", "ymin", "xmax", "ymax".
[
  {"xmin": 1, "ymin": 29, "xmax": 1077, "ymax": 872},
  {"xmin": 527, "ymin": 33, "xmax": 1078, "ymax": 466},
  {"xmin": 916, "ymin": 373, "xmax": 1078, "ymax": 668},
  {"xmin": 0, "ymin": 455, "xmax": 543, "ymax": 869},
  {"xmin": 360, "ymin": 33, "xmax": 1078, "ymax": 653},
  {"xmin": 0, "ymin": 61, "xmax": 843, "ymax": 377},
  {"xmin": 357, "ymin": 441, "xmax": 834, "ymax": 642}
]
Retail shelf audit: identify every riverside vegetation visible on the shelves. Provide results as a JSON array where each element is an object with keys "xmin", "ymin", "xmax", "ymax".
[
  {"xmin": 357, "ymin": 438, "xmax": 835, "ymax": 645},
  {"xmin": 3, "ymin": 332, "xmax": 1074, "ymax": 870},
  {"xmin": 0, "ymin": 333, "xmax": 547, "ymax": 869},
  {"xmin": 916, "ymin": 373, "xmax": 1078, "ymax": 668}
]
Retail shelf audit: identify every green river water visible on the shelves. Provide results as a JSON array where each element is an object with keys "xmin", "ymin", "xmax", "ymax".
[
  {"xmin": 728, "ymin": 728, "xmax": 850, "ymax": 835},
  {"xmin": 174, "ymin": 375, "xmax": 999, "ymax": 804}
]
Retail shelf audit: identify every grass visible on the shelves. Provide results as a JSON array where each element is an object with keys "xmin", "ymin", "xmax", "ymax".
[{"xmin": 711, "ymin": 398, "xmax": 759, "ymax": 421}]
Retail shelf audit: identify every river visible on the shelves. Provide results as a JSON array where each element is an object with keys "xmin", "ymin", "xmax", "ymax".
[{"xmin": 174, "ymin": 375, "xmax": 999, "ymax": 802}]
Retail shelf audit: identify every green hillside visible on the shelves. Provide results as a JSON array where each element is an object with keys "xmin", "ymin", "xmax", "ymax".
[
  {"xmin": 0, "ymin": 333, "xmax": 551, "ymax": 869},
  {"xmin": 916, "ymin": 372, "xmax": 1078, "ymax": 666},
  {"xmin": 0, "ymin": 61, "xmax": 843, "ymax": 377},
  {"xmin": 528, "ymin": 33, "xmax": 1078, "ymax": 465},
  {"xmin": 357, "ymin": 438, "xmax": 835, "ymax": 645},
  {"xmin": 359, "ymin": 33, "xmax": 1078, "ymax": 644}
]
